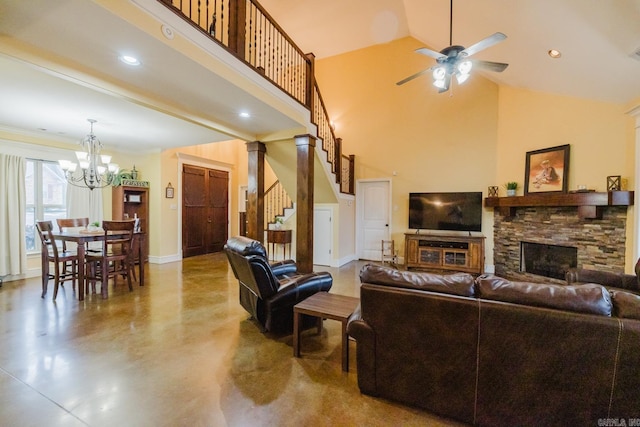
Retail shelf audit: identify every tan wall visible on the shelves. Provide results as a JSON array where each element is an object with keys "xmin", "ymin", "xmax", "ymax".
[
  {"xmin": 315, "ymin": 36, "xmax": 500, "ymax": 266},
  {"xmin": 314, "ymin": 36, "xmax": 636, "ymax": 271},
  {"xmin": 496, "ymin": 86, "xmax": 635, "ymax": 271},
  {"xmin": 159, "ymin": 140, "xmax": 248, "ymax": 259},
  {"xmin": 496, "ymin": 86, "xmax": 633, "ymax": 192}
]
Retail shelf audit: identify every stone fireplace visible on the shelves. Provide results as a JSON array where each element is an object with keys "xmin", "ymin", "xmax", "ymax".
[{"xmin": 493, "ymin": 206, "xmax": 628, "ymax": 284}]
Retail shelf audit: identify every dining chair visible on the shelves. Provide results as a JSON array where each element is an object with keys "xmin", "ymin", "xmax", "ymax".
[
  {"xmin": 85, "ymin": 220, "xmax": 135, "ymax": 298},
  {"xmin": 36, "ymin": 220, "xmax": 80, "ymax": 300}
]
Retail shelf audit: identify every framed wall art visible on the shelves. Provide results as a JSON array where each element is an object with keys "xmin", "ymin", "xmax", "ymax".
[{"xmin": 524, "ymin": 144, "xmax": 570, "ymax": 195}]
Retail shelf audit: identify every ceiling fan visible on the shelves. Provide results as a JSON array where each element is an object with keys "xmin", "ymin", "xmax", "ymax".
[{"xmin": 397, "ymin": 0, "xmax": 509, "ymax": 93}]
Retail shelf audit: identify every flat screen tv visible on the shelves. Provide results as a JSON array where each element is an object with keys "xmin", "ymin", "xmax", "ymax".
[{"xmin": 409, "ymin": 192, "xmax": 482, "ymax": 232}]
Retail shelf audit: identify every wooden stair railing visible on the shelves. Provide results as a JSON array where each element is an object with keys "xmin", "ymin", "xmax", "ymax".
[
  {"xmin": 265, "ymin": 180, "xmax": 292, "ymax": 226},
  {"xmin": 157, "ymin": 0, "xmax": 355, "ymax": 195}
]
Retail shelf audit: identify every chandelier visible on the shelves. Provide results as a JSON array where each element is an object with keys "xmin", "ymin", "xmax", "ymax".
[{"xmin": 59, "ymin": 119, "xmax": 119, "ymax": 191}]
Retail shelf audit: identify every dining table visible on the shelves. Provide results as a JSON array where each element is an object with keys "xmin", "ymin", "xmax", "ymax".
[{"xmin": 53, "ymin": 229, "xmax": 146, "ymax": 301}]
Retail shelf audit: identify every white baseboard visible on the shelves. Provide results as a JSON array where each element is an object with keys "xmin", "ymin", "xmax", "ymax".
[
  {"xmin": 333, "ymin": 254, "xmax": 358, "ymax": 267},
  {"xmin": 148, "ymin": 254, "xmax": 182, "ymax": 264},
  {"xmin": 1, "ymin": 267, "xmax": 40, "ymax": 283}
]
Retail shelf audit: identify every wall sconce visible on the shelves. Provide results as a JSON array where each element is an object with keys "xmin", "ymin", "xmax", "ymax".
[{"xmin": 165, "ymin": 182, "xmax": 174, "ymax": 198}]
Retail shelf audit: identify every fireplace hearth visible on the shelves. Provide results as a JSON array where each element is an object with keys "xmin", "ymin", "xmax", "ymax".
[{"xmin": 520, "ymin": 242, "xmax": 577, "ymax": 280}]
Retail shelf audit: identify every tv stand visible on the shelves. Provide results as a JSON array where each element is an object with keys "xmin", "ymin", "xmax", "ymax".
[{"xmin": 405, "ymin": 233, "xmax": 485, "ymax": 274}]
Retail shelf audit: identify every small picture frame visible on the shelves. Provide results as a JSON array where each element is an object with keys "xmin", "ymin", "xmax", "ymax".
[
  {"xmin": 128, "ymin": 194, "xmax": 141, "ymax": 203},
  {"xmin": 165, "ymin": 183, "xmax": 174, "ymax": 198},
  {"xmin": 524, "ymin": 144, "xmax": 570, "ymax": 195}
]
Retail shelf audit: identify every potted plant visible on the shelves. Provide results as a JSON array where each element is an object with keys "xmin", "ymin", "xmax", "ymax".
[
  {"xmin": 505, "ymin": 182, "xmax": 518, "ymax": 196},
  {"xmin": 273, "ymin": 216, "xmax": 284, "ymax": 230}
]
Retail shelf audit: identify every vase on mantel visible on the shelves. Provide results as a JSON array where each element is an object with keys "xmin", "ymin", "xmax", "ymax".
[{"xmin": 507, "ymin": 189, "xmax": 516, "ymax": 197}]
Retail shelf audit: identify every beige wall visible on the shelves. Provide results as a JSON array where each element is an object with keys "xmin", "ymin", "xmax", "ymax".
[
  {"xmin": 496, "ymin": 86, "xmax": 635, "ymax": 271},
  {"xmin": 496, "ymin": 86, "xmax": 633, "ymax": 192},
  {"xmin": 315, "ymin": 37, "xmax": 500, "ymax": 266},
  {"xmin": 159, "ymin": 140, "xmax": 248, "ymax": 260},
  {"xmin": 314, "ymin": 36, "xmax": 636, "ymax": 271}
]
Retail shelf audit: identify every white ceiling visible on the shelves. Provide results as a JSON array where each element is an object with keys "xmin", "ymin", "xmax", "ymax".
[
  {"xmin": 1, "ymin": 0, "xmax": 640, "ymax": 154},
  {"xmin": 0, "ymin": 0, "xmax": 303, "ymax": 153}
]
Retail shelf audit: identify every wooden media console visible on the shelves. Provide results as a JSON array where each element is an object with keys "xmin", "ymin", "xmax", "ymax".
[{"xmin": 405, "ymin": 233, "xmax": 485, "ymax": 275}]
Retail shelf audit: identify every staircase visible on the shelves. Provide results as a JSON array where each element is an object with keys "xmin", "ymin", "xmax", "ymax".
[{"xmin": 265, "ymin": 180, "xmax": 293, "ymax": 227}]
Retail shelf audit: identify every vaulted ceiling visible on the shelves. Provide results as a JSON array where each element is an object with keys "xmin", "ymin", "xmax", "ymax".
[{"xmin": 261, "ymin": 0, "xmax": 640, "ymax": 105}]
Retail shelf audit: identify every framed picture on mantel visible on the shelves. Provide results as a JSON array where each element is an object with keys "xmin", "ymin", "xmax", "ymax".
[{"xmin": 524, "ymin": 144, "xmax": 570, "ymax": 195}]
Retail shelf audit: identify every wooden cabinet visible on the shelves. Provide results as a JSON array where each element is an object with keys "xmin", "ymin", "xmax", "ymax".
[
  {"xmin": 405, "ymin": 233, "xmax": 485, "ymax": 275},
  {"xmin": 112, "ymin": 184, "xmax": 149, "ymax": 262}
]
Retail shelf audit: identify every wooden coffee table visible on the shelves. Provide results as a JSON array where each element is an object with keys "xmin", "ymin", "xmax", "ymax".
[{"xmin": 293, "ymin": 291, "xmax": 360, "ymax": 372}]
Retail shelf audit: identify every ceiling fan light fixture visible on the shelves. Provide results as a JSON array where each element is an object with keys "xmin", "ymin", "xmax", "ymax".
[
  {"xmin": 432, "ymin": 67, "xmax": 446, "ymax": 80},
  {"xmin": 455, "ymin": 72, "xmax": 470, "ymax": 84},
  {"xmin": 457, "ymin": 60, "xmax": 472, "ymax": 75},
  {"xmin": 433, "ymin": 78, "xmax": 447, "ymax": 89}
]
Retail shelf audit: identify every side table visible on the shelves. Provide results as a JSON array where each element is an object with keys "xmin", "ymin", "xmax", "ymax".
[
  {"xmin": 293, "ymin": 292, "xmax": 360, "ymax": 372},
  {"xmin": 266, "ymin": 229, "xmax": 292, "ymax": 261}
]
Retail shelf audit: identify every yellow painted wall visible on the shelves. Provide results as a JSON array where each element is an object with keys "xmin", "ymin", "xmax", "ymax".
[
  {"xmin": 315, "ymin": 36, "xmax": 636, "ymax": 271},
  {"xmin": 315, "ymin": 37, "xmax": 500, "ymax": 265},
  {"xmin": 159, "ymin": 140, "xmax": 248, "ymax": 259},
  {"xmin": 496, "ymin": 86, "xmax": 633, "ymax": 193},
  {"xmin": 496, "ymin": 86, "xmax": 635, "ymax": 270}
]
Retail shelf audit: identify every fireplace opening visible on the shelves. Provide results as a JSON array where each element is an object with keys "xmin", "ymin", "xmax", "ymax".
[{"xmin": 520, "ymin": 242, "xmax": 578, "ymax": 280}]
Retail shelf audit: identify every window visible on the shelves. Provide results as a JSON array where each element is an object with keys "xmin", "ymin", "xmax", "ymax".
[{"xmin": 25, "ymin": 159, "xmax": 67, "ymax": 252}]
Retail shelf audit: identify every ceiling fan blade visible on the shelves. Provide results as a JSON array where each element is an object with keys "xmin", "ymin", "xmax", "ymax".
[
  {"xmin": 461, "ymin": 32, "xmax": 507, "ymax": 57},
  {"xmin": 415, "ymin": 47, "xmax": 447, "ymax": 61},
  {"xmin": 396, "ymin": 67, "xmax": 434, "ymax": 86},
  {"xmin": 472, "ymin": 59, "xmax": 509, "ymax": 72}
]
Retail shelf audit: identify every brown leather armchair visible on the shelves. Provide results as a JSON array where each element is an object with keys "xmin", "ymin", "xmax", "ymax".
[{"xmin": 224, "ymin": 236, "xmax": 333, "ymax": 333}]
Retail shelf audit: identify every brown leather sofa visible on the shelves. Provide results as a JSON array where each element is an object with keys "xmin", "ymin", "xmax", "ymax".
[
  {"xmin": 224, "ymin": 236, "xmax": 333, "ymax": 333},
  {"xmin": 347, "ymin": 264, "xmax": 640, "ymax": 426},
  {"xmin": 566, "ymin": 259, "xmax": 640, "ymax": 293}
]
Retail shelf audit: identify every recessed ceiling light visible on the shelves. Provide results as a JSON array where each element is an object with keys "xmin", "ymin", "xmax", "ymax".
[
  {"xmin": 239, "ymin": 112, "xmax": 251, "ymax": 118},
  {"xmin": 548, "ymin": 49, "xmax": 562, "ymax": 59},
  {"xmin": 119, "ymin": 55, "xmax": 141, "ymax": 66}
]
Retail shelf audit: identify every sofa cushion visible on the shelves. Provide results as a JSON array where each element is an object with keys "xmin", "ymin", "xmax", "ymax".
[
  {"xmin": 476, "ymin": 275, "xmax": 612, "ymax": 316},
  {"xmin": 610, "ymin": 290, "xmax": 640, "ymax": 319},
  {"xmin": 359, "ymin": 263, "xmax": 475, "ymax": 297}
]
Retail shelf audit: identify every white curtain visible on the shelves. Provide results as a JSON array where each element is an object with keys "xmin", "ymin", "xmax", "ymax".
[
  {"xmin": 0, "ymin": 154, "xmax": 27, "ymax": 276},
  {"xmin": 66, "ymin": 183, "xmax": 104, "ymax": 224}
]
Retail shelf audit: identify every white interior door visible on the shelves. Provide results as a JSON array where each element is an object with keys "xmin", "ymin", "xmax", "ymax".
[
  {"xmin": 357, "ymin": 180, "xmax": 391, "ymax": 260},
  {"xmin": 313, "ymin": 208, "xmax": 332, "ymax": 266}
]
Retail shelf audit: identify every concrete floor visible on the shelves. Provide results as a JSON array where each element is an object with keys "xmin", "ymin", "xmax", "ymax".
[{"xmin": 0, "ymin": 253, "xmax": 464, "ymax": 427}]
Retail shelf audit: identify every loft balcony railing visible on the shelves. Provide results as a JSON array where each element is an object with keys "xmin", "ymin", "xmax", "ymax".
[{"xmin": 158, "ymin": 0, "xmax": 354, "ymax": 194}]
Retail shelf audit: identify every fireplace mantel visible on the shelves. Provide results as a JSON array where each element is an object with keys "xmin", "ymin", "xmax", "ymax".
[{"xmin": 484, "ymin": 191, "xmax": 634, "ymax": 219}]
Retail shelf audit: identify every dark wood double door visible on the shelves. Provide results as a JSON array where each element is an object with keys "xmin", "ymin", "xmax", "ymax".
[{"xmin": 182, "ymin": 165, "xmax": 229, "ymax": 257}]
